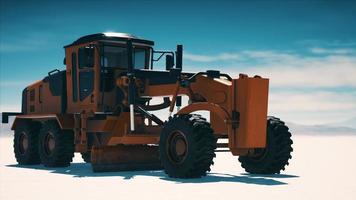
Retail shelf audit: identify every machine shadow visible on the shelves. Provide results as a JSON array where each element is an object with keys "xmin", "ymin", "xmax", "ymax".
[{"xmin": 7, "ymin": 163, "xmax": 298, "ymax": 185}]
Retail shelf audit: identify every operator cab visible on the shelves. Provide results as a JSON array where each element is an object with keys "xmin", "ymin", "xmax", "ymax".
[
  {"xmin": 65, "ymin": 32, "xmax": 154, "ymax": 69},
  {"xmin": 63, "ymin": 32, "xmax": 183, "ymax": 113}
]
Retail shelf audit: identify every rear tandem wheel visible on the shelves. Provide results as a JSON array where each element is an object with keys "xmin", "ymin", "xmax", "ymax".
[
  {"xmin": 13, "ymin": 122, "xmax": 41, "ymax": 165},
  {"xmin": 39, "ymin": 121, "xmax": 75, "ymax": 167}
]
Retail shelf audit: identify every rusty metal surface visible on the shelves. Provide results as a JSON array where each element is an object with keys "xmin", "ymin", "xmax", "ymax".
[
  {"xmin": 234, "ymin": 76, "xmax": 269, "ymax": 149},
  {"xmin": 91, "ymin": 145, "xmax": 162, "ymax": 172}
]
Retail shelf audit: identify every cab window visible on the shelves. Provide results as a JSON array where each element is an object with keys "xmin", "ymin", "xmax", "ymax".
[
  {"xmin": 133, "ymin": 48, "xmax": 146, "ymax": 69},
  {"xmin": 101, "ymin": 46, "xmax": 148, "ymax": 69}
]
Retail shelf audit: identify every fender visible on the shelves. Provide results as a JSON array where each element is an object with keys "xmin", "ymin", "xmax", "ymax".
[
  {"xmin": 177, "ymin": 102, "xmax": 230, "ymax": 119},
  {"xmin": 177, "ymin": 102, "xmax": 231, "ymax": 134},
  {"xmin": 11, "ymin": 114, "xmax": 74, "ymax": 130}
]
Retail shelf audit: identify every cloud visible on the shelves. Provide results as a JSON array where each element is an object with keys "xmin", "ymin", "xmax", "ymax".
[
  {"xmin": 241, "ymin": 55, "xmax": 356, "ymax": 88},
  {"xmin": 269, "ymin": 91, "xmax": 356, "ymax": 112},
  {"xmin": 0, "ymin": 44, "xmax": 35, "ymax": 52},
  {"xmin": 297, "ymin": 39, "xmax": 356, "ymax": 47},
  {"xmin": 241, "ymin": 50, "xmax": 298, "ymax": 61},
  {"xmin": 183, "ymin": 47, "xmax": 356, "ymax": 125},
  {"xmin": 0, "ymin": 104, "xmax": 21, "ymax": 112},
  {"xmin": 268, "ymin": 91, "xmax": 356, "ymax": 125},
  {"xmin": 185, "ymin": 48, "xmax": 356, "ymax": 88},
  {"xmin": 184, "ymin": 52, "xmax": 242, "ymax": 62},
  {"xmin": 0, "ymin": 41, "xmax": 48, "ymax": 53},
  {"xmin": 0, "ymin": 33, "xmax": 50, "ymax": 53},
  {"xmin": 309, "ymin": 47, "xmax": 355, "ymax": 54},
  {"xmin": 0, "ymin": 80, "xmax": 31, "ymax": 87}
]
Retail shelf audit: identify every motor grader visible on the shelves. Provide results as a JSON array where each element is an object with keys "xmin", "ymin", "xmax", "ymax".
[{"xmin": 2, "ymin": 32, "xmax": 293, "ymax": 178}]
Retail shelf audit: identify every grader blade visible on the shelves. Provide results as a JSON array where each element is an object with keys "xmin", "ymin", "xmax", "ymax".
[{"xmin": 91, "ymin": 145, "xmax": 163, "ymax": 172}]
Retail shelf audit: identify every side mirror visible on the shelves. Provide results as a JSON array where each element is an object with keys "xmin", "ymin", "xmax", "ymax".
[
  {"xmin": 78, "ymin": 46, "xmax": 95, "ymax": 68},
  {"xmin": 176, "ymin": 45, "xmax": 183, "ymax": 70},
  {"xmin": 165, "ymin": 55, "xmax": 174, "ymax": 70}
]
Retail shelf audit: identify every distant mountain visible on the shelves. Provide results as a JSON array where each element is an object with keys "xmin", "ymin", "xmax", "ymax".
[
  {"xmin": 1, "ymin": 113, "xmax": 355, "ymax": 137},
  {"xmin": 329, "ymin": 117, "xmax": 356, "ymax": 129},
  {"xmin": 287, "ymin": 122, "xmax": 356, "ymax": 136}
]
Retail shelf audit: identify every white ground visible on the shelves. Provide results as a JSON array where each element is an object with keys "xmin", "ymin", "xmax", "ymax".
[{"xmin": 1, "ymin": 135, "xmax": 356, "ymax": 200}]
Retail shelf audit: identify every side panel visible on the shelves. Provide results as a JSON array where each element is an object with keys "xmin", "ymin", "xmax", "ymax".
[
  {"xmin": 26, "ymin": 81, "xmax": 42, "ymax": 114},
  {"xmin": 40, "ymin": 81, "xmax": 62, "ymax": 113},
  {"xmin": 24, "ymin": 69, "xmax": 67, "ymax": 115},
  {"xmin": 42, "ymin": 70, "xmax": 67, "ymax": 113},
  {"xmin": 26, "ymin": 81, "xmax": 62, "ymax": 114},
  {"xmin": 234, "ymin": 77, "xmax": 269, "ymax": 148}
]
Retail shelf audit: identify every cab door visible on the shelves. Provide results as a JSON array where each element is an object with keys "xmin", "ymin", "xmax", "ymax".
[
  {"xmin": 67, "ymin": 46, "xmax": 97, "ymax": 113},
  {"xmin": 78, "ymin": 47, "xmax": 95, "ymax": 107}
]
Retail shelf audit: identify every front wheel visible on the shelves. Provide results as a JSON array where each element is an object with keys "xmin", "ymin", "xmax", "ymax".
[
  {"xmin": 238, "ymin": 116, "xmax": 293, "ymax": 174},
  {"xmin": 159, "ymin": 114, "xmax": 217, "ymax": 178}
]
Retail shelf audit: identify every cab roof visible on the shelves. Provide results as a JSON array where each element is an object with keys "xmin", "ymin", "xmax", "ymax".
[{"xmin": 64, "ymin": 32, "xmax": 154, "ymax": 48}]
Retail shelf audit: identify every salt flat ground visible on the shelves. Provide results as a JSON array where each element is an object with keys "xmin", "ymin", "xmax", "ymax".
[{"xmin": 1, "ymin": 135, "xmax": 356, "ymax": 200}]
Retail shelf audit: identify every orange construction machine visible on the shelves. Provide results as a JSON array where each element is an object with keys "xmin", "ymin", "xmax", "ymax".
[{"xmin": 2, "ymin": 33, "xmax": 293, "ymax": 178}]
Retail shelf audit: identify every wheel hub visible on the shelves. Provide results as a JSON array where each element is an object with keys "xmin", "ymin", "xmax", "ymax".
[
  {"xmin": 44, "ymin": 132, "xmax": 56, "ymax": 155},
  {"xmin": 167, "ymin": 131, "xmax": 188, "ymax": 164},
  {"xmin": 175, "ymin": 138, "xmax": 187, "ymax": 156},
  {"xmin": 18, "ymin": 132, "xmax": 29, "ymax": 155}
]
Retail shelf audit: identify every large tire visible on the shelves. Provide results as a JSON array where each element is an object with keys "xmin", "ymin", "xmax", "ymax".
[
  {"xmin": 13, "ymin": 122, "xmax": 41, "ymax": 165},
  {"xmin": 159, "ymin": 114, "xmax": 217, "ymax": 178},
  {"xmin": 39, "ymin": 121, "xmax": 74, "ymax": 167},
  {"xmin": 238, "ymin": 116, "xmax": 293, "ymax": 174},
  {"xmin": 81, "ymin": 151, "xmax": 91, "ymax": 163}
]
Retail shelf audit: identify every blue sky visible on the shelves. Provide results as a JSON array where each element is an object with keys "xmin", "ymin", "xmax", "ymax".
[{"xmin": 1, "ymin": 0, "xmax": 356, "ymax": 125}]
